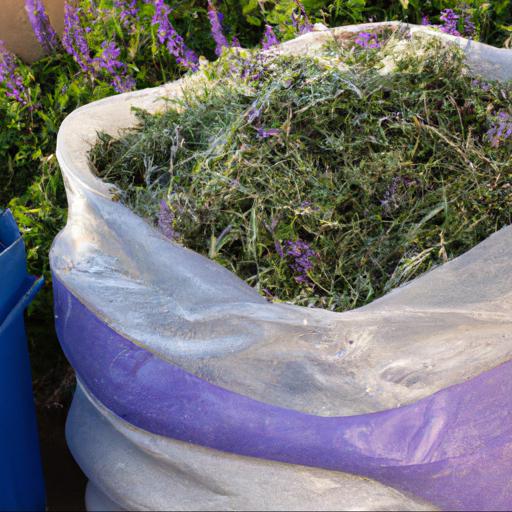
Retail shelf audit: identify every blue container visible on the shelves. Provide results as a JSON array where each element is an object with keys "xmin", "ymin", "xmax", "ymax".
[{"xmin": 0, "ymin": 209, "xmax": 45, "ymax": 511}]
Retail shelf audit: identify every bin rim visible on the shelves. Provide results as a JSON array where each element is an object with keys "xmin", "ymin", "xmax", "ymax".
[{"xmin": 0, "ymin": 276, "xmax": 44, "ymax": 335}]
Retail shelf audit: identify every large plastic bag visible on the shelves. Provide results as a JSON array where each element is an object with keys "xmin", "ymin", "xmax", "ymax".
[{"xmin": 51, "ymin": 23, "xmax": 512, "ymax": 511}]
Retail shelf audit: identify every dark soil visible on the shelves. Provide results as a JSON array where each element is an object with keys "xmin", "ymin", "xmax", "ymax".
[{"xmin": 37, "ymin": 405, "xmax": 87, "ymax": 511}]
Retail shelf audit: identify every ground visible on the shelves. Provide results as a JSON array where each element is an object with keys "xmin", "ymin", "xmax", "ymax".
[{"xmin": 38, "ymin": 406, "xmax": 86, "ymax": 511}]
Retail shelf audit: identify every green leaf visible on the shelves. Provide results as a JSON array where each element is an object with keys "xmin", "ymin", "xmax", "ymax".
[{"xmin": 246, "ymin": 15, "xmax": 262, "ymax": 26}]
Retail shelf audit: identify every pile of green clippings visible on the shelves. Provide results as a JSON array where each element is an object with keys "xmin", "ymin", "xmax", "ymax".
[{"xmin": 91, "ymin": 29, "xmax": 512, "ymax": 312}]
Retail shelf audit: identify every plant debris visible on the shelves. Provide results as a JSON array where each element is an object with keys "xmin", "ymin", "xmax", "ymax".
[{"xmin": 91, "ymin": 31, "xmax": 512, "ymax": 312}]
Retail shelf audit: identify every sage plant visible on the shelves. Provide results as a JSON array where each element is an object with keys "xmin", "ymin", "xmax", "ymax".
[
  {"xmin": 114, "ymin": 0, "xmax": 139, "ymax": 28},
  {"xmin": 63, "ymin": 1, "xmax": 136, "ymax": 91},
  {"xmin": 25, "ymin": 0, "xmax": 60, "ymax": 53},
  {"xmin": 291, "ymin": 0, "xmax": 312, "ymax": 35},
  {"xmin": 147, "ymin": 0, "xmax": 199, "ymax": 70},
  {"xmin": 94, "ymin": 40, "xmax": 136, "ymax": 92},
  {"xmin": 207, "ymin": 0, "xmax": 229, "ymax": 56},
  {"xmin": 62, "ymin": 1, "xmax": 94, "ymax": 74},
  {"xmin": 262, "ymin": 25, "xmax": 279, "ymax": 49},
  {"xmin": 0, "ymin": 41, "xmax": 29, "ymax": 106}
]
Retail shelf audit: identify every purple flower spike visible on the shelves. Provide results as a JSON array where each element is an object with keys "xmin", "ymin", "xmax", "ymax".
[
  {"xmin": 256, "ymin": 127, "xmax": 281, "ymax": 138},
  {"xmin": 262, "ymin": 24, "xmax": 279, "ymax": 50},
  {"xmin": 207, "ymin": 0, "xmax": 229, "ymax": 56},
  {"xmin": 421, "ymin": 15, "xmax": 431, "ymax": 26},
  {"xmin": 291, "ymin": 0, "xmax": 313, "ymax": 35},
  {"xmin": 63, "ymin": 3, "xmax": 136, "ymax": 93},
  {"xmin": 114, "ymin": 0, "xmax": 139, "ymax": 28},
  {"xmin": 94, "ymin": 40, "xmax": 136, "ymax": 93},
  {"xmin": 0, "ymin": 41, "xmax": 29, "ymax": 106},
  {"xmin": 147, "ymin": 0, "xmax": 199, "ymax": 70},
  {"xmin": 461, "ymin": 8, "xmax": 476, "ymax": 38},
  {"xmin": 62, "ymin": 1, "xmax": 94, "ymax": 74},
  {"xmin": 94, "ymin": 41, "xmax": 122, "ymax": 74},
  {"xmin": 25, "ymin": 0, "xmax": 60, "ymax": 53},
  {"xmin": 354, "ymin": 31, "xmax": 381, "ymax": 49},
  {"xmin": 439, "ymin": 9, "xmax": 460, "ymax": 36}
]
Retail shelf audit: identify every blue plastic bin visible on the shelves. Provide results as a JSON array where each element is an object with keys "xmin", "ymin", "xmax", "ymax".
[{"xmin": 0, "ymin": 209, "xmax": 45, "ymax": 511}]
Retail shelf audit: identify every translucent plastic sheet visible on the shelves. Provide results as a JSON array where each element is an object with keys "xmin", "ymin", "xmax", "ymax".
[{"xmin": 51, "ymin": 23, "xmax": 512, "ymax": 510}]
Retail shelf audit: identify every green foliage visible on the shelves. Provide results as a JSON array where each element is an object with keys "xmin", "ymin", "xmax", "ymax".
[
  {"xmin": 91, "ymin": 34, "xmax": 512, "ymax": 312},
  {"xmin": 7, "ymin": 158, "xmax": 69, "ymax": 405}
]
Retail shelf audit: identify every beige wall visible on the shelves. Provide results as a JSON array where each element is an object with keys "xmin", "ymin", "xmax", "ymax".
[{"xmin": 0, "ymin": 0, "xmax": 64, "ymax": 62}]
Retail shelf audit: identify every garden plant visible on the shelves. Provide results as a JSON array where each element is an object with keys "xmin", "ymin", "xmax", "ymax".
[{"xmin": 1, "ymin": 0, "xmax": 511, "ymax": 406}]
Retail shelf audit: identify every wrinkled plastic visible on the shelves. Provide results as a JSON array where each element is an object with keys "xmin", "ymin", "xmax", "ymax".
[
  {"xmin": 0, "ymin": 210, "xmax": 45, "ymax": 511},
  {"xmin": 51, "ymin": 23, "xmax": 512, "ymax": 511}
]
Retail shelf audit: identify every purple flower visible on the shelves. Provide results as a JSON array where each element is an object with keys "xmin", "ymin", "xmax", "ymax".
[
  {"xmin": 439, "ymin": 9, "xmax": 460, "ymax": 36},
  {"xmin": 25, "ymin": 0, "xmax": 60, "ymax": 53},
  {"xmin": 114, "ymin": 0, "xmax": 139, "ymax": 28},
  {"xmin": 354, "ymin": 31, "xmax": 381, "ymax": 49},
  {"xmin": 0, "ymin": 41, "xmax": 30, "ymax": 106},
  {"xmin": 275, "ymin": 240, "xmax": 284, "ymax": 258},
  {"xmin": 486, "ymin": 111, "xmax": 512, "ymax": 148},
  {"xmin": 94, "ymin": 41, "xmax": 122, "ymax": 74},
  {"xmin": 421, "ymin": 15, "xmax": 431, "ymax": 26},
  {"xmin": 262, "ymin": 24, "xmax": 279, "ymax": 50},
  {"xmin": 207, "ymin": 0, "xmax": 229, "ymax": 56},
  {"xmin": 63, "ymin": 3, "xmax": 135, "ymax": 92},
  {"xmin": 158, "ymin": 199, "xmax": 179, "ymax": 240},
  {"xmin": 471, "ymin": 78, "xmax": 491, "ymax": 92},
  {"xmin": 461, "ymin": 7, "xmax": 476, "ymax": 38},
  {"xmin": 281, "ymin": 239, "xmax": 317, "ymax": 284},
  {"xmin": 423, "ymin": 7, "xmax": 475, "ymax": 38},
  {"xmin": 147, "ymin": 0, "xmax": 199, "ymax": 70},
  {"xmin": 93, "ymin": 40, "xmax": 135, "ymax": 92},
  {"xmin": 291, "ymin": 0, "xmax": 312, "ymax": 35},
  {"xmin": 62, "ymin": 2, "xmax": 94, "ymax": 74},
  {"xmin": 256, "ymin": 127, "xmax": 280, "ymax": 138}
]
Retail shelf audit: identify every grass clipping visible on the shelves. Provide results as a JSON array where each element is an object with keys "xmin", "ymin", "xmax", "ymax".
[{"xmin": 91, "ymin": 30, "xmax": 512, "ymax": 312}]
